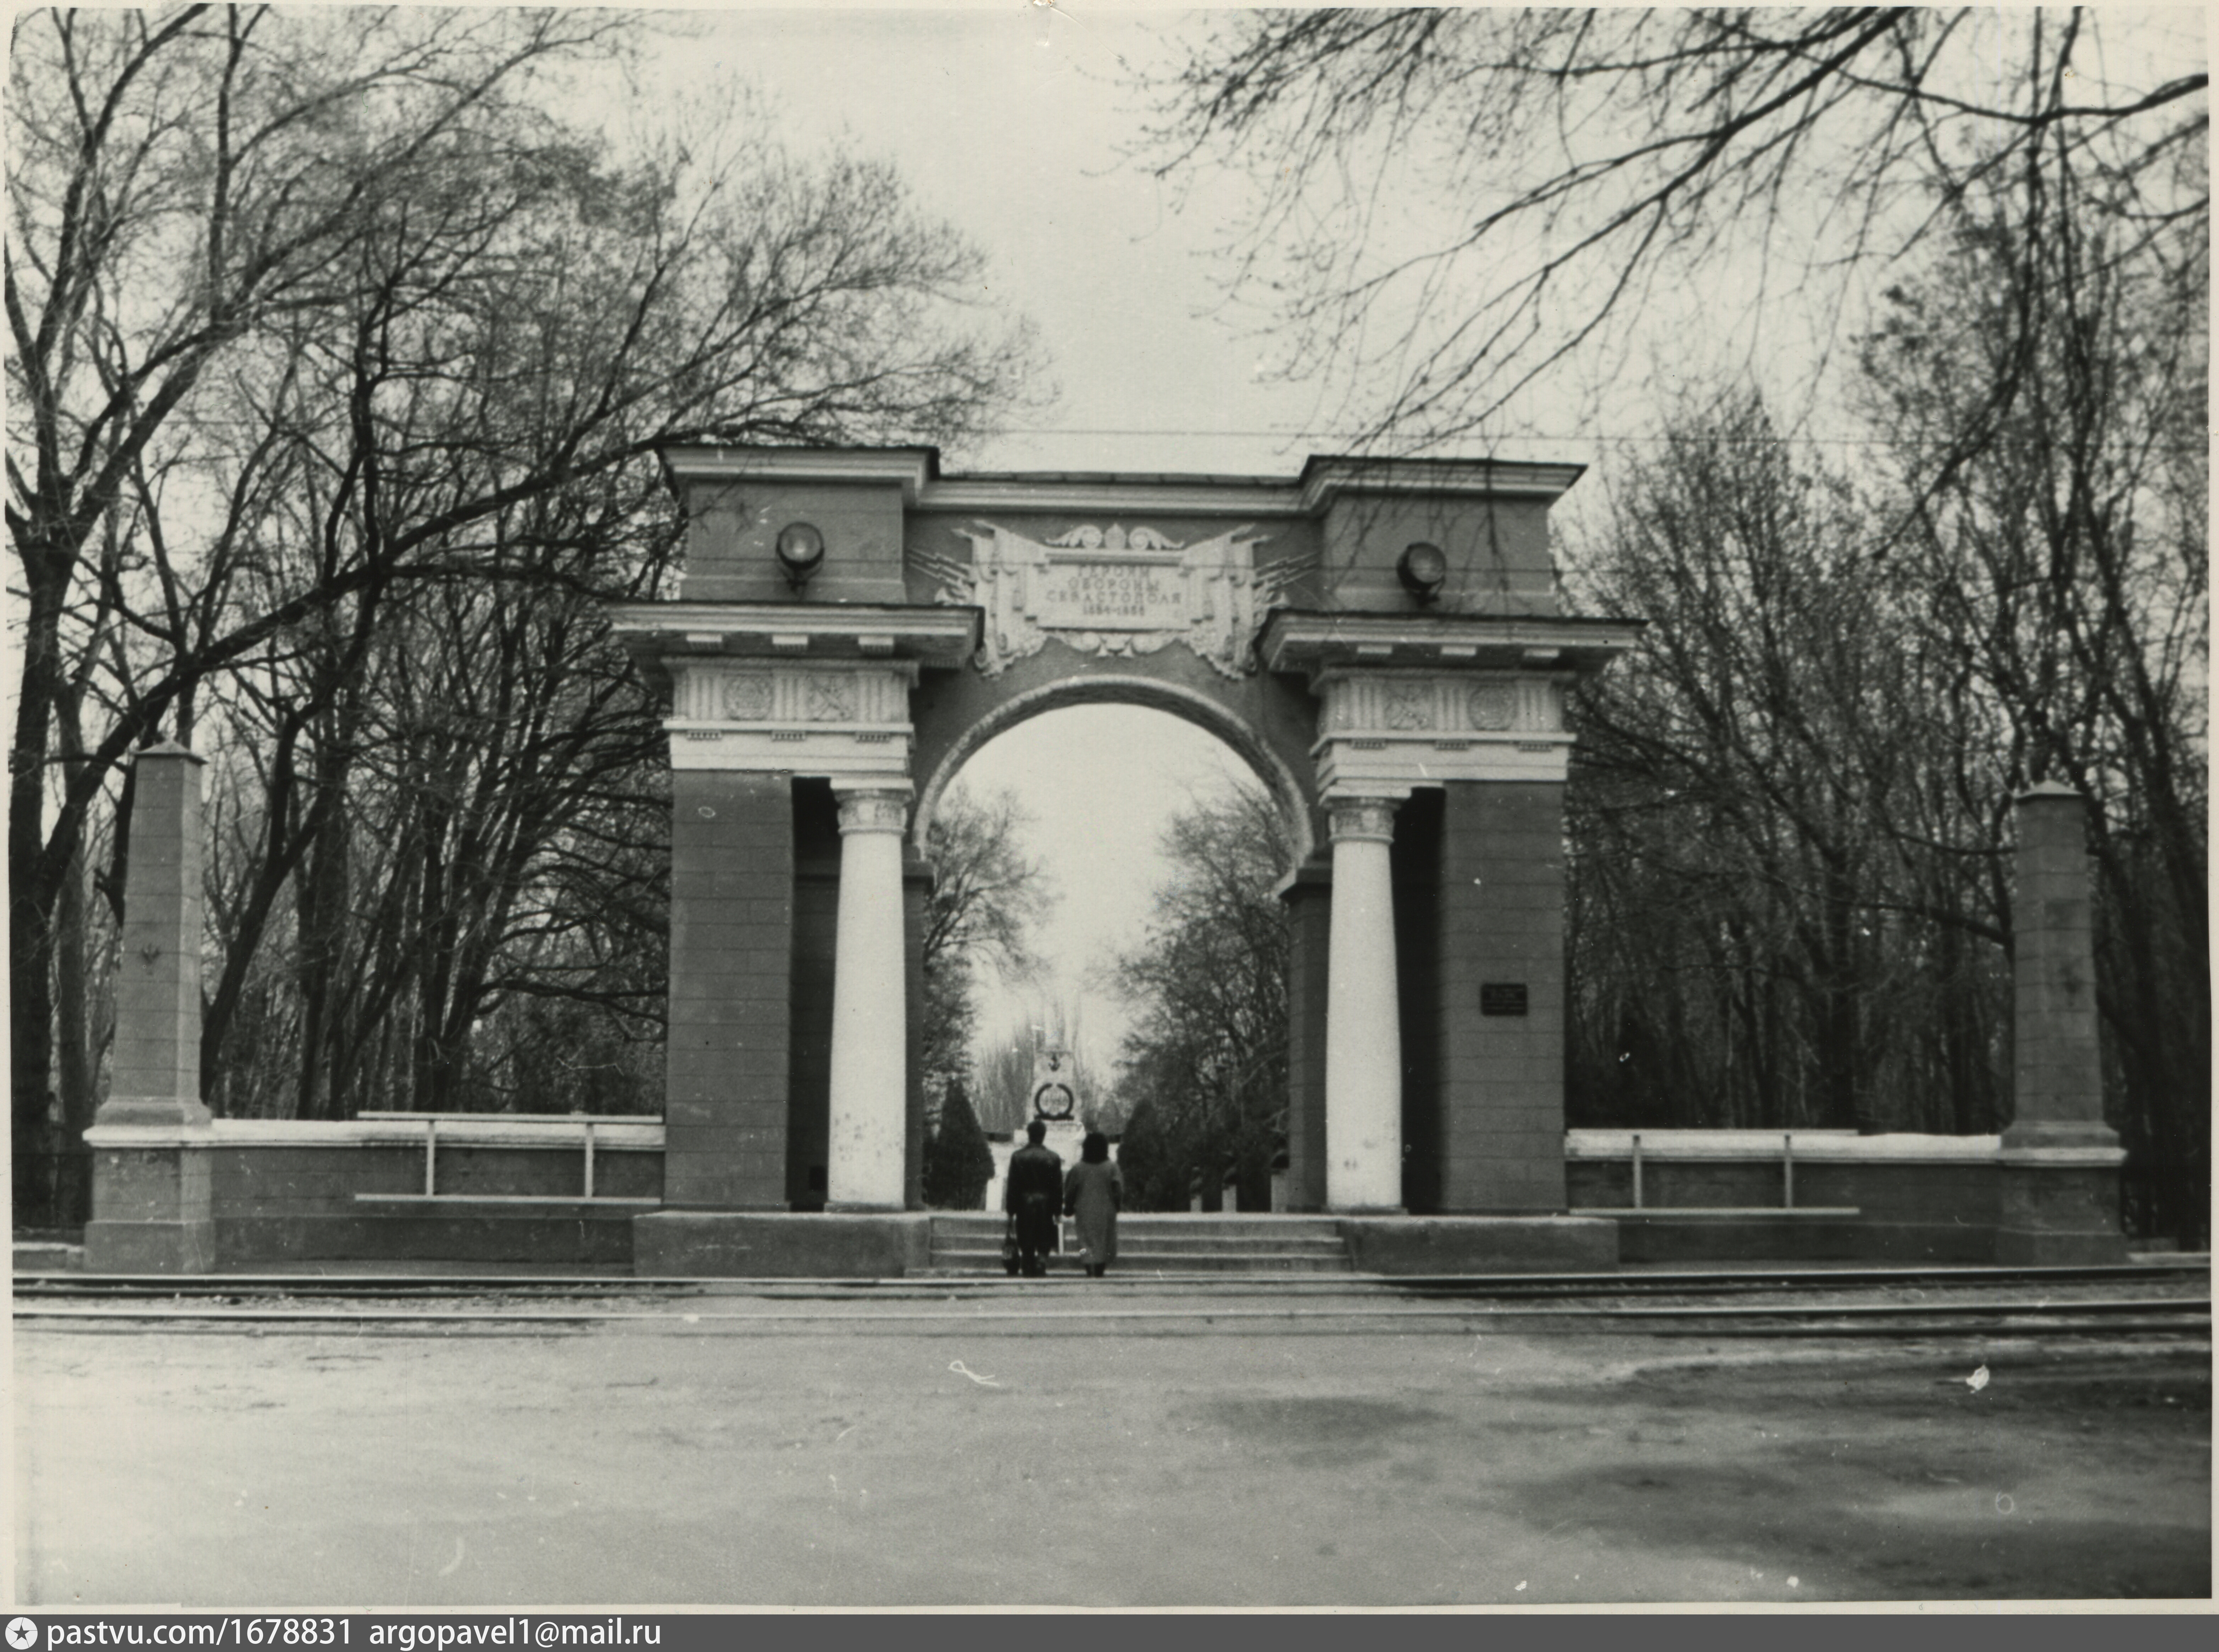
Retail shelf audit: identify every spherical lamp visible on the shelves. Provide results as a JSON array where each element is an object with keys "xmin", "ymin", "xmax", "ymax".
[
  {"xmin": 1397, "ymin": 540, "xmax": 1448, "ymax": 604},
  {"xmin": 774, "ymin": 521, "xmax": 826, "ymax": 587}
]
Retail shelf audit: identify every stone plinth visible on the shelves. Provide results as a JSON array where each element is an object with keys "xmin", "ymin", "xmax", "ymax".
[
  {"xmin": 633, "ymin": 1210, "xmax": 930, "ymax": 1277},
  {"xmin": 1340, "ymin": 1216, "xmax": 1618, "ymax": 1274},
  {"xmin": 1997, "ymin": 784, "xmax": 2127, "ymax": 1264},
  {"xmin": 85, "ymin": 743, "xmax": 215, "ymax": 1272}
]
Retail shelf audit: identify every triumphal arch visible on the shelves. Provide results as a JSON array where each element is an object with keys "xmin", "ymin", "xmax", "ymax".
[{"xmin": 609, "ymin": 447, "xmax": 1638, "ymax": 1263}]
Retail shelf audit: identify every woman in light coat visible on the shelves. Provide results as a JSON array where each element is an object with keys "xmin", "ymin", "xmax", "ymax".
[{"xmin": 1063, "ymin": 1131, "xmax": 1122, "ymax": 1278}]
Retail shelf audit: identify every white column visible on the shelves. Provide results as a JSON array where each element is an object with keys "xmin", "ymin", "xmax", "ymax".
[
  {"xmin": 825, "ymin": 784, "xmax": 911, "ymax": 1210},
  {"xmin": 1325, "ymin": 796, "xmax": 1404, "ymax": 1212}
]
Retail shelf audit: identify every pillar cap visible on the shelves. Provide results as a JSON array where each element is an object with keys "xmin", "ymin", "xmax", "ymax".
[
  {"xmin": 135, "ymin": 740, "xmax": 206, "ymax": 765},
  {"xmin": 2015, "ymin": 780, "xmax": 2085, "ymax": 803}
]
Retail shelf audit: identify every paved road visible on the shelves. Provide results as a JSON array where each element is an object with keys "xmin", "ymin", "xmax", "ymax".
[{"xmin": 14, "ymin": 1296, "xmax": 2210, "ymax": 1607}]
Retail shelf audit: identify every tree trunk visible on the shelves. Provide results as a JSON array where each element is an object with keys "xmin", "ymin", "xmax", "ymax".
[{"xmin": 9, "ymin": 549, "xmax": 71, "ymax": 1226}]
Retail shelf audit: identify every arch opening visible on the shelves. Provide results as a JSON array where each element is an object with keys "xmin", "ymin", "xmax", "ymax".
[{"xmin": 911, "ymin": 672, "xmax": 1315, "ymax": 877}]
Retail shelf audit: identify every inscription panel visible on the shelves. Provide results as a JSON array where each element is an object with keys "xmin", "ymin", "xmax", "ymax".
[{"xmin": 1038, "ymin": 560, "xmax": 1189, "ymax": 630}]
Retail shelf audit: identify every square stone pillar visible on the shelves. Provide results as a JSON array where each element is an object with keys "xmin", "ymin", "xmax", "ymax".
[
  {"xmin": 1996, "ymin": 783, "xmax": 2128, "ymax": 1263},
  {"xmin": 85, "ymin": 741, "xmax": 215, "ymax": 1273},
  {"xmin": 1436, "ymin": 780, "xmax": 1570, "ymax": 1212},
  {"xmin": 664, "ymin": 769, "xmax": 794, "ymax": 1209}
]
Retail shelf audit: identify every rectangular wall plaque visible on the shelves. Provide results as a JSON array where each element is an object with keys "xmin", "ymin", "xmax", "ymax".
[{"xmin": 1480, "ymin": 982, "xmax": 1529, "ymax": 1017}]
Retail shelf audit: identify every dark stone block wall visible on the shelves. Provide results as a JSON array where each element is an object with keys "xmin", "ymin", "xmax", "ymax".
[
  {"xmin": 666, "ymin": 770, "xmax": 793, "ymax": 1208},
  {"xmin": 1436, "ymin": 780, "xmax": 1569, "ymax": 1212}
]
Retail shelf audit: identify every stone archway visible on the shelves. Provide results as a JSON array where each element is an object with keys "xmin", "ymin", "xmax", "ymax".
[{"xmin": 610, "ymin": 445, "xmax": 1641, "ymax": 1241}]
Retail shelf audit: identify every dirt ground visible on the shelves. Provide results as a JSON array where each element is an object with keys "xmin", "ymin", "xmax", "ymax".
[{"xmin": 12, "ymin": 1310, "xmax": 2211, "ymax": 1608}]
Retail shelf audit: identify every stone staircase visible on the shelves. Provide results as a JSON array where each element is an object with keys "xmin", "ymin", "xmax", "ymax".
[{"xmin": 923, "ymin": 1212, "xmax": 1353, "ymax": 1275}]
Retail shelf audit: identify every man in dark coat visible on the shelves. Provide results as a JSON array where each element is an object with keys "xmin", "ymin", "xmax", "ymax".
[{"xmin": 1003, "ymin": 1120, "xmax": 1063, "ymax": 1277}]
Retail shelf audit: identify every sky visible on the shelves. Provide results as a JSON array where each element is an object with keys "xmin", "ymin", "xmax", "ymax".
[{"xmin": 633, "ymin": 4, "xmax": 1361, "ymax": 477}]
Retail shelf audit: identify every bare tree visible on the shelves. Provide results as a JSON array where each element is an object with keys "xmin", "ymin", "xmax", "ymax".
[
  {"xmin": 1140, "ymin": 8, "xmax": 2206, "ymax": 447},
  {"xmin": 1109, "ymin": 779, "xmax": 1293, "ymax": 1210},
  {"xmin": 1568, "ymin": 393, "xmax": 2014, "ymax": 1136},
  {"xmin": 1856, "ymin": 160, "xmax": 2208, "ymax": 1239},
  {"xmin": 8, "ymin": 6, "xmax": 1043, "ymax": 1214},
  {"xmin": 919, "ymin": 783, "xmax": 1055, "ymax": 1122}
]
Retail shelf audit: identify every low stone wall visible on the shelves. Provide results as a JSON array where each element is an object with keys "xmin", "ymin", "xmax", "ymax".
[
  {"xmin": 1565, "ymin": 1131, "xmax": 2007, "ymax": 1263},
  {"xmin": 76, "ymin": 1122, "xmax": 2118, "ymax": 1273},
  {"xmin": 84, "ymin": 1118, "xmax": 662, "ymax": 1268},
  {"xmin": 1340, "ymin": 1216, "xmax": 1618, "ymax": 1274},
  {"xmin": 634, "ymin": 1211, "xmax": 931, "ymax": 1277}
]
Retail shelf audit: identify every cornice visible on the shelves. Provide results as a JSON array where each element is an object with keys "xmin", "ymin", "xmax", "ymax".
[
  {"xmin": 1258, "ymin": 610, "xmax": 1645, "ymax": 675},
  {"xmin": 914, "ymin": 478, "xmax": 1305, "ymax": 518},
  {"xmin": 608, "ymin": 601, "xmax": 982, "ymax": 672},
  {"xmin": 660, "ymin": 446, "xmax": 939, "ymax": 503},
  {"xmin": 654, "ymin": 447, "xmax": 1588, "ymax": 518},
  {"xmin": 1296, "ymin": 455, "xmax": 1588, "ymax": 512}
]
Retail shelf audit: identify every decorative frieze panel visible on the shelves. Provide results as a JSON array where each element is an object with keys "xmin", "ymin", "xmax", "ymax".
[
  {"xmin": 676, "ymin": 664, "xmax": 910, "ymax": 727},
  {"xmin": 911, "ymin": 521, "xmax": 1312, "ymax": 679},
  {"xmin": 1314, "ymin": 669, "xmax": 1573, "ymax": 796},
  {"xmin": 1323, "ymin": 672, "xmax": 1563, "ymax": 737},
  {"xmin": 664, "ymin": 662, "xmax": 918, "ymax": 775}
]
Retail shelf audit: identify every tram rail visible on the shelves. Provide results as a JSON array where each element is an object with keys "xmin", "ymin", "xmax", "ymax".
[
  {"xmin": 12, "ymin": 1258, "xmax": 2206, "ymax": 1300},
  {"xmin": 14, "ymin": 1260, "xmax": 2208, "ymax": 1340}
]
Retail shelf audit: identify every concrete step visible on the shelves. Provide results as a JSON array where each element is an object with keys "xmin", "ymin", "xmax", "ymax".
[
  {"xmin": 923, "ymin": 1215, "xmax": 1349, "ymax": 1277},
  {"xmin": 928, "ymin": 1214, "xmax": 1356, "ymax": 1274},
  {"xmin": 919, "ymin": 1250, "xmax": 1352, "ymax": 1276},
  {"xmin": 945, "ymin": 1233, "xmax": 1350, "ymax": 1254},
  {"xmin": 931, "ymin": 1216, "xmax": 1346, "ymax": 1241}
]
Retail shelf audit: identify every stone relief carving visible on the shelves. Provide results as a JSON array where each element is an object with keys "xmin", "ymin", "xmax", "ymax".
[
  {"xmin": 1382, "ymin": 682, "xmax": 1434, "ymax": 730},
  {"xmin": 1327, "ymin": 799, "xmax": 1399, "ymax": 843},
  {"xmin": 835, "ymin": 791, "xmax": 909, "ymax": 834},
  {"xmin": 722, "ymin": 674, "xmax": 774, "ymax": 720},
  {"xmin": 1467, "ymin": 684, "xmax": 1518, "ymax": 731},
  {"xmin": 912, "ymin": 521, "xmax": 1310, "ymax": 679},
  {"xmin": 807, "ymin": 677, "xmax": 854, "ymax": 722}
]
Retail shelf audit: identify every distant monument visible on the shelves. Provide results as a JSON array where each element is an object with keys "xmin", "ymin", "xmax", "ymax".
[{"xmin": 1029, "ymin": 1049, "xmax": 1085, "ymax": 1163}]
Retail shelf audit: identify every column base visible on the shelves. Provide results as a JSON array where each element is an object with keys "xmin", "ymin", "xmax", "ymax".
[
  {"xmin": 1328, "ymin": 1204, "xmax": 1407, "ymax": 1216},
  {"xmin": 83, "ymin": 1131, "xmax": 216, "ymax": 1274},
  {"xmin": 1993, "ymin": 1148, "xmax": 2129, "ymax": 1266}
]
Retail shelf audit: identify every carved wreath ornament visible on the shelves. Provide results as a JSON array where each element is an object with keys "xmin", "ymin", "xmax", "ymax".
[{"xmin": 912, "ymin": 521, "xmax": 1309, "ymax": 679}]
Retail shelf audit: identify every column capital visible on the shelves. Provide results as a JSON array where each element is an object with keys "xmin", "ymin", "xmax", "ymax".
[
  {"xmin": 835, "ymin": 788, "xmax": 911, "ymax": 836},
  {"xmin": 1327, "ymin": 797, "xmax": 1400, "ymax": 845}
]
